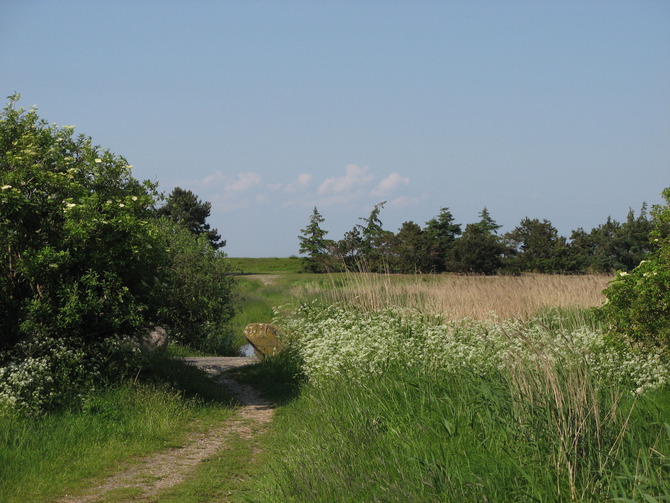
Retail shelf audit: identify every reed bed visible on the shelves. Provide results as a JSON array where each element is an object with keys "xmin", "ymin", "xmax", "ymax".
[{"xmin": 294, "ymin": 273, "xmax": 611, "ymax": 319}]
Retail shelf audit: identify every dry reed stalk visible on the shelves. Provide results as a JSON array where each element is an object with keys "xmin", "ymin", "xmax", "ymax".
[{"xmin": 300, "ymin": 273, "xmax": 611, "ymax": 320}]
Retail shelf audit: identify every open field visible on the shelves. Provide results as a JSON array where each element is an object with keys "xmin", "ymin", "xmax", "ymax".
[
  {"xmin": 231, "ymin": 265, "xmax": 670, "ymax": 502},
  {"xmin": 292, "ymin": 272, "xmax": 611, "ymax": 319},
  {"xmin": 3, "ymin": 263, "xmax": 668, "ymax": 502}
]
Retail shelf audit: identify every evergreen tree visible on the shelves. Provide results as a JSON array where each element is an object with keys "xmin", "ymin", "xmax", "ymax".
[
  {"xmin": 356, "ymin": 202, "xmax": 392, "ymax": 271},
  {"xmin": 505, "ymin": 218, "xmax": 568, "ymax": 272},
  {"xmin": 424, "ymin": 207, "xmax": 461, "ymax": 272},
  {"xmin": 334, "ymin": 226, "xmax": 364, "ymax": 271},
  {"xmin": 157, "ymin": 187, "xmax": 225, "ymax": 249},
  {"xmin": 298, "ymin": 207, "xmax": 331, "ymax": 273},
  {"xmin": 391, "ymin": 221, "xmax": 433, "ymax": 273},
  {"xmin": 449, "ymin": 208, "xmax": 507, "ymax": 274}
]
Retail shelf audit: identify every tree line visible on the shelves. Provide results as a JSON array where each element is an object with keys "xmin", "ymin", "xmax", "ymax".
[{"xmin": 298, "ymin": 201, "xmax": 654, "ymax": 274}]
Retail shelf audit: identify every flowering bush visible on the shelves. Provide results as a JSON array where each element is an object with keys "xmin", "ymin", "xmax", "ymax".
[
  {"xmin": 276, "ymin": 302, "xmax": 669, "ymax": 394},
  {"xmin": 0, "ymin": 94, "xmax": 169, "ymax": 349},
  {"xmin": 0, "ymin": 95, "xmax": 237, "ymax": 412},
  {"xmin": 0, "ymin": 335, "xmax": 141, "ymax": 414},
  {"xmin": 600, "ymin": 187, "xmax": 670, "ymax": 352}
]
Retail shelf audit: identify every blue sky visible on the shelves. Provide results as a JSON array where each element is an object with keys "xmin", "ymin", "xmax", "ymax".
[{"xmin": 2, "ymin": 1, "xmax": 669, "ymax": 257}]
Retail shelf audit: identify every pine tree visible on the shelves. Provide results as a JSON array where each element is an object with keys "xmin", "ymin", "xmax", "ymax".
[
  {"xmin": 157, "ymin": 187, "xmax": 225, "ymax": 249},
  {"xmin": 298, "ymin": 207, "xmax": 331, "ymax": 273}
]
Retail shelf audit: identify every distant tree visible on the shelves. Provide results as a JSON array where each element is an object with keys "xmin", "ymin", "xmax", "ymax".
[
  {"xmin": 157, "ymin": 187, "xmax": 225, "ymax": 249},
  {"xmin": 391, "ymin": 221, "xmax": 433, "ymax": 273},
  {"xmin": 333, "ymin": 226, "xmax": 364, "ymax": 271},
  {"xmin": 564, "ymin": 227, "xmax": 593, "ymax": 272},
  {"xmin": 298, "ymin": 207, "xmax": 332, "ymax": 273},
  {"xmin": 424, "ymin": 207, "xmax": 461, "ymax": 272},
  {"xmin": 505, "ymin": 218, "xmax": 568, "ymax": 273},
  {"xmin": 616, "ymin": 205, "xmax": 653, "ymax": 270},
  {"xmin": 449, "ymin": 208, "xmax": 507, "ymax": 274},
  {"xmin": 567, "ymin": 206, "xmax": 652, "ymax": 273},
  {"xmin": 356, "ymin": 201, "xmax": 393, "ymax": 271}
]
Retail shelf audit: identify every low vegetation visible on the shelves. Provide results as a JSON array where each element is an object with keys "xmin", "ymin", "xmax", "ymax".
[
  {"xmin": 246, "ymin": 298, "xmax": 669, "ymax": 501},
  {"xmin": 0, "ymin": 352, "xmax": 236, "ymax": 503}
]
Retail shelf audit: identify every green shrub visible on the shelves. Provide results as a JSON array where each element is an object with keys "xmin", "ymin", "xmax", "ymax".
[
  {"xmin": 156, "ymin": 218, "xmax": 237, "ymax": 353},
  {"xmin": 0, "ymin": 94, "xmax": 169, "ymax": 351},
  {"xmin": 0, "ymin": 95, "xmax": 237, "ymax": 411},
  {"xmin": 600, "ymin": 187, "xmax": 670, "ymax": 352}
]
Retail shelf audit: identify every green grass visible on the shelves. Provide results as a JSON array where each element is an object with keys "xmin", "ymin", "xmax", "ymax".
[
  {"xmin": 229, "ymin": 272, "xmax": 325, "ymax": 344},
  {"xmin": 155, "ymin": 424, "xmax": 268, "ymax": 503},
  {"xmin": 0, "ymin": 354, "xmax": 236, "ymax": 503},
  {"xmin": 246, "ymin": 364, "xmax": 670, "ymax": 502},
  {"xmin": 228, "ymin": 256, "xmax": 304, "ymax": 274}
]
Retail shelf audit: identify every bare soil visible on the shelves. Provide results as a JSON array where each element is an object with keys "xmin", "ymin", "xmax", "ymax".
[{"xmin": 57, "ymin": 356, "xmax": 272, "ymax": 503}]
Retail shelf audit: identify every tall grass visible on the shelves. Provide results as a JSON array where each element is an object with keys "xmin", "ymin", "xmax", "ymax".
[
  {"xmin": 246, "ymin": 298, "xmax": 670, "ymax": 502},
  {"xmin": 253, "ymin": 364, "xmax": 669, "ymax": 502},
  {"xmin": 295, "ymin": 272, "xmax": 610, "ymax": 319}
]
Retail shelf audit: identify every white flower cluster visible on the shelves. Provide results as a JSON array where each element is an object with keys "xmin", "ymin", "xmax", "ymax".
[
  {"xmin": 277, "ymin": 303, "xmax": 670, "ymax": 394},
  {"xmin": 0, "ymin": 337, "xmax": 112, "ymax": 415},
  {"xmin": 0, "ymin": 356, "xmax": 54, "ymax": 414}
]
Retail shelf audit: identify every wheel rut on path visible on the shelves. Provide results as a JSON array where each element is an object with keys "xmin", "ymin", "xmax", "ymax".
[{"xmin": 57, "ymin": 356, "xmax": 272, "ymax": 503}]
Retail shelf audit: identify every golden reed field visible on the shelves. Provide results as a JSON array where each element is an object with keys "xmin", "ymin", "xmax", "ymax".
[{"xmin": 297, "ymin": 273, "xmax": 613, "ymax": 320}]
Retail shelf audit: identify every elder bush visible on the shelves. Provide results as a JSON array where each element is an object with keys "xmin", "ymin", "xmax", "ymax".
[
  {"xmin": 0, "ymin": 95, "xmax": 236, "ymax": 412},
  {"xmin": 600, "ymin": 187, "xmax": 670, "ymax": 353}
]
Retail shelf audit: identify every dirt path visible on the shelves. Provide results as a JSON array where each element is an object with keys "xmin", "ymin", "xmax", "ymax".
[
  {"xmin": 57, "ymin": 356, "xmax": 272, "ymax": 503},
  {"xmin": 243, "ymin": 274, "xmax": 281, "ymax": 286}
]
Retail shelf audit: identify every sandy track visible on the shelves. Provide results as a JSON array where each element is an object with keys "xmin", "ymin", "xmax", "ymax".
[{"xmin": 57, "ymin": 356, "xmax": 272, "ymax": 503}]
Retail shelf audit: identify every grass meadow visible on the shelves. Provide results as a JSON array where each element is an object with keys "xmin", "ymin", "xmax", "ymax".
[
  {"xmin": 231, "ymin": 261, "xmax": 670, "ymax": 502},
  {"xmin": 1, "ymin": 258, "xmax": 668, "ymax": 502}
]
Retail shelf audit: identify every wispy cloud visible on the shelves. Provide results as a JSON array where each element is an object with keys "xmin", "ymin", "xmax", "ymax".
[
  {"xmin": 284, "ymin": 173, "xmax": 313, "ymax": 193},
  {"xmin": 183, "ymin": 164, "xmax": 416, "ymax": 214},
  {"xmin": 318, "ymin": 164, "xmax": 375, "ymax": 196},
  {"xmin": 371, "ymin": 172, "xmax": 409, "ymax": 197},
  {"xmin": 225, "ymin": 172, "xmax": 262, "ymax": 192}
]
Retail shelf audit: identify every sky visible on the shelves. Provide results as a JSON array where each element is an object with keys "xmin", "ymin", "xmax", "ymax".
[{"xmin": 2, "ymin": 1, "xmax": 669, "ymax": 257}]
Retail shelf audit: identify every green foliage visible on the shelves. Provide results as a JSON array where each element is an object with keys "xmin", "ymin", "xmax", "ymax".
[
  {"xmin": 295, "ymin": 197, "xmax": 654, "ymax": 275},
  {"xmin": 505, "ymin": 217, "xmax": 569, "ymax": 273},
  {"xmin": 390, "ymin": 221, "xmax": 434, "ymax": 273},
  {"xmin": 156, "ymin": 219, "xmax": 237, "ymax": 353},
  {"xmin": 568, "ymin": 206, "xmax": 652, "ymax": 273},
  {"xmin": 601, "ymin": 188, "xmax": 670, "ymax": 352},
  {"xmin": 0, "ymin": 94, "xmax": 168, "ymax": 351},
  {"xmin": 449, "ymin": 208, "xmax": 507, "ymax": 274},
  {"xmin": 157, "ymin": 186, "xmax": 225, "ymax": 249},
  {"xmin": 0, "ymin": 95, "xmax": 238, "ymax": 411},
  {"xmin": 355, "ymin": 201, "xmax": 394, "ymax": 272},
  {"xmin": 298, "ymin": 207, "xmax": 331, "ymax": 273},
  {"xmin": 424, "ymin": 207, "xmax": 461, "ymax": 272}
]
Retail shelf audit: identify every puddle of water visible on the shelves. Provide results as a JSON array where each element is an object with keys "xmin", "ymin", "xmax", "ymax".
[{"xmin": 239, "ymin": 343, "xmax": 256, "ymax": 357}]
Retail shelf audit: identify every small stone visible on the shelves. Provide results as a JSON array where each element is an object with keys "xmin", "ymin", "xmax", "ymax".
[{"xmin": 135, "ymin": 325, "xmax": 169, "ymax": 352}]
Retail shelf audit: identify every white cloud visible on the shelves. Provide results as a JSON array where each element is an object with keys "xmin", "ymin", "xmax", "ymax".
[
  {"xmin": 225, "ymin": 172, "xmax": 262, "ymax": 192},
  {"xmin": 318, "ymin": 164, "xmax": 374, "ymax": 195},
  {"xmin": 284, "ymin": 173, "xmax": 313, "ymax": 193},
  {"xmin": 371, "ymin": 172, "xmax": 409, "ymax": 197},
  {"xmin": 186, "ymin": 166, "xmax": 416, "ymax": 216}
]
